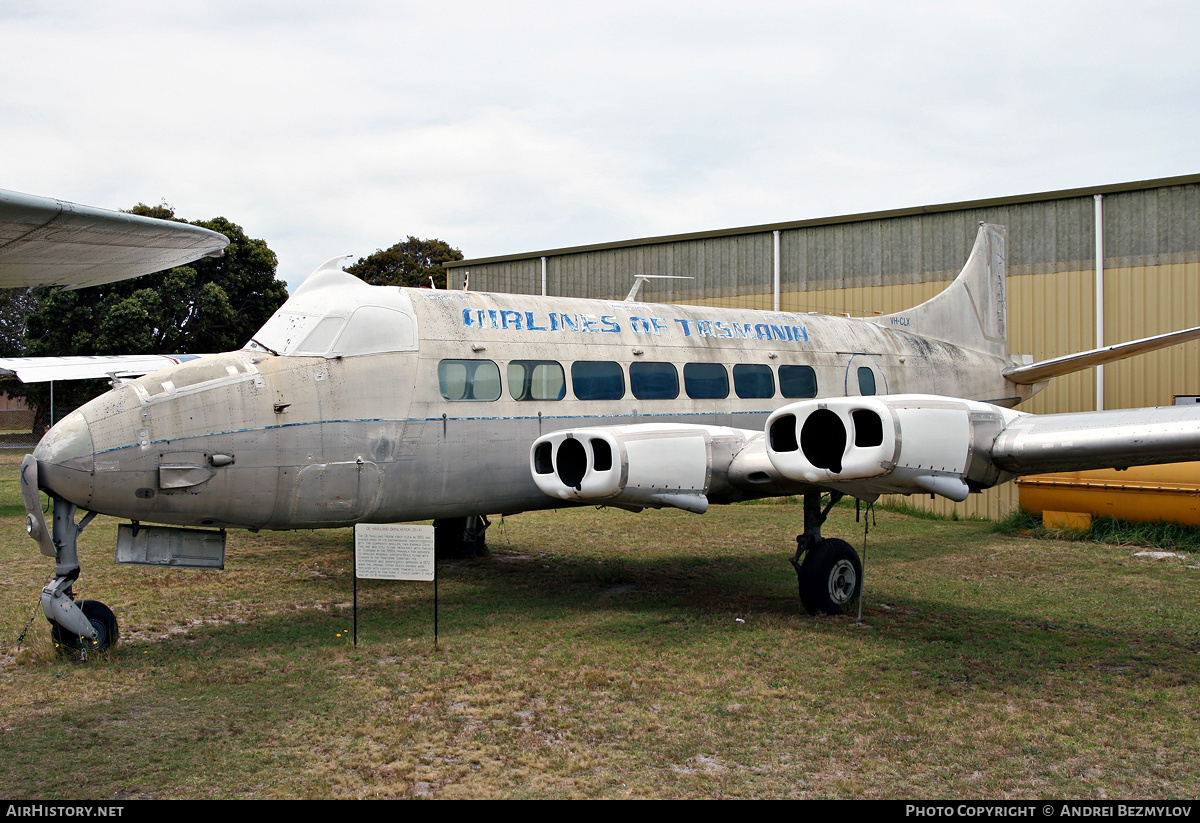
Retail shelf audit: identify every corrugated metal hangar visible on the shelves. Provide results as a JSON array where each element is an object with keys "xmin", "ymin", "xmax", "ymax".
[{"xmin": 445, "ymin": 173, "xmax": 1200, "ymax": 518}]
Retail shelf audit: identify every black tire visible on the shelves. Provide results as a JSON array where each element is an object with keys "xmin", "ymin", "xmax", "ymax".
[
  {"xmin": 50, "ymin": 600, "xmax": 119, "ymax": 654},
  {"xmin": 798, "ymin": 538, "xmax": 862, "ymax": 615},
  {"xmin": 433, "ymin": 516, "xmax": 489, "ymax": 558}
]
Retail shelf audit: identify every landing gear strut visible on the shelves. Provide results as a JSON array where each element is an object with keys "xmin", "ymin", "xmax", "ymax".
[
  {"xmin": 42, "ymin": 497, "xmax": 118, "ymax": 654},
  {"xmin": 791, "ymin": 491, "xmax": 863, "ymax": 615}
]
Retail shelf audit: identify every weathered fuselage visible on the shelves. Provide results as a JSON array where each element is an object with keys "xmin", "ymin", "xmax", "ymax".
[{"xmin": 33, "ymin": 260, "xmax": 1028, "ymax": 531}]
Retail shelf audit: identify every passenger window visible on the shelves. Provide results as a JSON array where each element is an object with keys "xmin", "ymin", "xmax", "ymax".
[
  {"xmin": 733, "ymin": 364, "xmax": 775, "ymax": 399},
  {"xmin": 571, "ymin": 361, "xmax": 625, "ymax": 400},
  {"xmin": 684, "ymin": 363, "xmax": 728, "ymax": 399},
  {"xmin": 438, "ymin": 360, "xmax": 501, "ymax": 401},
  {"xmin": 779, "ymin": 365, "xmax": 817, "ymax": 398},
  {"xmin": 858, "ymin": 366, "xmax": 877, "ymax": 396},
  {"xmin": 508, "ymin": 360, "xmax": 565, "ymax": 401},
  {"xmin": 629, "ymin": 362, "xmax": 679, "ymax": 400}
]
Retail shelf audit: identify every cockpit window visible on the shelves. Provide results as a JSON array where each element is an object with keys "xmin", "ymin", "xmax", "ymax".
[
  {"xmin": 246, "ymin": 306, "xmax": 418, "ymax": 357},
  {"xmin": 294, "ymin": 317, "xmax": 346, "ymax": 355},
  {"xmin": 245, "ymin": 311, "xmax": 322, "ymax": 354},
  {"xmin": 331, "ymin": 306, "xmax": 417, "ymax": 356}
]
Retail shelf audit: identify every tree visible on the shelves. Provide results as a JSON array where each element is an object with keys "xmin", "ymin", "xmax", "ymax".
[
  {"xmin": 0, "ymin": 288, "xmax": 40, "ymax": 357},
  {"xmin": 16, "ymin": 204, "xmax": 289, "ymax": 432},
  {"xmin": 345, "ymin": 237, "xmax": 464, "ymax": 289}
]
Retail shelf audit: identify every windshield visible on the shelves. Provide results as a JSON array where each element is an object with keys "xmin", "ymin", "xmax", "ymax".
[{"xmin": 243, "ymin": 261, "xmax": 418, "ymax": 357}]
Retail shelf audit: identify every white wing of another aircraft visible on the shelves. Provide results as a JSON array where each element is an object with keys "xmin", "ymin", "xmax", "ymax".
[
  {"xmin": 0, "ymin": 354, "xmax": 209, "ymax": 383},
  {"xmin": 0, "ymin": 188, "xmax": 229, "ymax": 289}
]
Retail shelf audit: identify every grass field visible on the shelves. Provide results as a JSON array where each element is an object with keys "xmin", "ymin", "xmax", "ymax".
[{"xmin": 0, "ymin": 453, "xmax": 1197, "ymax": 799}]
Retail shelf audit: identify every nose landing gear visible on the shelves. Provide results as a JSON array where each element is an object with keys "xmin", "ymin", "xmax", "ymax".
[{"xmin": 23, "ymin": 456, "xmax": 118, "ymax": 655}]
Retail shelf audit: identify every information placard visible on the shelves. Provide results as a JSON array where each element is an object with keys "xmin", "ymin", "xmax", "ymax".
[{"xmin": 354, "ymin": 523, "xmax": 435, "ymax": 581}]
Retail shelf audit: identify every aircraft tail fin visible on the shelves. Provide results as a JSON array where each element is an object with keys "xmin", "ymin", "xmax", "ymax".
[{"xmin": 870, "ymin": 223, "xmax": 1008, "ymax": 360}]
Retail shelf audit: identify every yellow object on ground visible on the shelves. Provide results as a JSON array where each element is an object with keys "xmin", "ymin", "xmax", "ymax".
[{"xmin": 1017, "ymin": 463, "xmax": 1200, "ymax": 527}]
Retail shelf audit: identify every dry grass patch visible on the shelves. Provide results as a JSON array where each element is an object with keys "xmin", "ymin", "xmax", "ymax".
[{"xmin": 0, "ymin": 479, "xmax": 1198, "ymax": 798}]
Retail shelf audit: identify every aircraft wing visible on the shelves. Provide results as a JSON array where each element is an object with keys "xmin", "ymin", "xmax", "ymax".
[
  {"xmin": 0, "ymin": 354, "xmax": 208, "ymax": 383},
  {"xmin": 0, "ymin": 188, "xmax": 229, "ymax": 289},
  {"xmin": 988, "ymin": 404, "xmax": 1200, "ymax": 474},
  {"xmin": 529, "ymin": 395, "xmax": 1200, "ymax": 509}
]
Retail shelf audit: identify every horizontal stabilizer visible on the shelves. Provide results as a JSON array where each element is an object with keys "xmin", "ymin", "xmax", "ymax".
[{"xmin": 1003, "ymin": 326, "xmax": 1200, "ymax": 385}]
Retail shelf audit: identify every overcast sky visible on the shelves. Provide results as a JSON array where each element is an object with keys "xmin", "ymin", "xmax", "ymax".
[{"xmin": 4, "ymin": 1, "xmax": 1199, "ymax": 290}]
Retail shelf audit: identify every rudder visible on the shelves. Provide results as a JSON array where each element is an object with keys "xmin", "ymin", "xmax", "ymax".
[{"xmin": 870, "ymin": 223, "xmax": 1008, "ymax": 359}]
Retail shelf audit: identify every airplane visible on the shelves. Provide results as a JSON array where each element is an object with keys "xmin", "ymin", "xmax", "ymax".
[
  {"xmin": 18, "ymin": 218, "xmax": 1200, "ymax": 654},
  {"xmin": 0, "ymin": 187, "xmax": 229, "ymax": 391},
  {"xmin": 0, "ymin": 187, "xmax": 229, "ymax": 289}
]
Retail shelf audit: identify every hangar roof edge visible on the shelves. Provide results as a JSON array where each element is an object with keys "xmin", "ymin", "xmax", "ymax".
[{"xmin": 446, "ymin": 172, "xmax": 1200, "ymax": 269}]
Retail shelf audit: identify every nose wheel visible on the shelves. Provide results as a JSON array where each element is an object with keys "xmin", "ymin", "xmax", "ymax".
[{"xmin": 50, "ymin": 599, "xmax": 119, "ymax": 655}]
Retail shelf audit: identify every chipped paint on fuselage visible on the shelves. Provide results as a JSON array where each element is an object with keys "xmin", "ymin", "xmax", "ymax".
[{"xmin": 34, "ymin": 283, "xmax": 1032, "ymax": 531}]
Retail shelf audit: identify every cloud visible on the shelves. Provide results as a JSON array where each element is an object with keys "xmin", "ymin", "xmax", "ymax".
[{"xmin": 2, "ymin": 1, "xmax": 1198, "ymax": 289}]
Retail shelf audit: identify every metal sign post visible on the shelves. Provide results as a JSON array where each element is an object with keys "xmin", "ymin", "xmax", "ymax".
[{"xmin": 353, "ymin": 524, "xmax": 436, "ymax": 646}]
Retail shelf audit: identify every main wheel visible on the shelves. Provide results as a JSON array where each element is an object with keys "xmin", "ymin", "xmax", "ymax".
[
  {"xmin": 798, "ymin": 538, "xmax": 862, "ymax": 615},
  {"xmin": 433, "ymin": 516, "xmax": 489, "ymax": 558},
  {"xmin": 50, "ymin": 599, "xmax": 119, "ymax": 654}
]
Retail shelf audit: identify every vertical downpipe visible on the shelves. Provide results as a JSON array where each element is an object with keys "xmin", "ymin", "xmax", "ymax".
[
  {"xmin": 773, "ymin": 230, "xmax": 781, "ymax": 312},
  {"xmin": 541, "ymin": 256, "xmax": 547, "ymax": 297},
  {"xmin": 1094, "ymin": 194, "xmax": 1105, "ymax": 411}
]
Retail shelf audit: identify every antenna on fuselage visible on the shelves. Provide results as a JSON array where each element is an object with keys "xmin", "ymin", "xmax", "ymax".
[{"xmin": 625, "ymin": 274, "xmax": 694, "ymax": 302}]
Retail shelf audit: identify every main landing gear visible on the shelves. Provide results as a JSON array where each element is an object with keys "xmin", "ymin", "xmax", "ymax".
[
  {"xmin": 433, "ymin": 515, "xmax": 491, "ymax": 558},
  {"xmin": 791, "ymin": 491, "xmax": 863, "ymax": 615}
]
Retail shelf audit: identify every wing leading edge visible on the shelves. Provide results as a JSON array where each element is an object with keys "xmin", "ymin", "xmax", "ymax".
[{"xmin": 0, "ymin": 188, "xmax": 229, "ymax": 289}]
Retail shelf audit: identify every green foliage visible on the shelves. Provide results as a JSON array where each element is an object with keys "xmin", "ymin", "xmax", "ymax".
[
  {"xmin": 871, "ymin": 498, "xmax": 965, "ymax": 521},
  {"xmin": 15, "ymin": 203, "xmax": 288, "ymax": 430},
  {"xmin": 346, "ymin": 236, "xmax": 464, "ymax": 289},
  {"xmin": 997, "ymin": 510, "xmax": 1200, "ymax": 551},
  {"xmin": 1087, "ymin": 515, "xmax": 1200, "ymax": 550},
  {"xmin": 994, "ymin": 510, "xmax": 1043, "ymax": 534},
  {"xmin": 0, "ymin": 288, "xmax": 40, "ymax": 357}
]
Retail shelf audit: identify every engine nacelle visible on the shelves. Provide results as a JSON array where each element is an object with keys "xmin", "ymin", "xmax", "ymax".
[
  {"xmin": 765, "ymin": 394, "xmax": 1023, "ymax": 501},
  {"xmin": 530, "ymin": 424, "xmax": 755, "ymax": 513}
]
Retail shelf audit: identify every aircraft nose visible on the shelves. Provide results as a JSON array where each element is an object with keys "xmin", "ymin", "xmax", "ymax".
[{"xmin": 32, "ymin": 409, "xmax": 96, "ymax": 506}]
